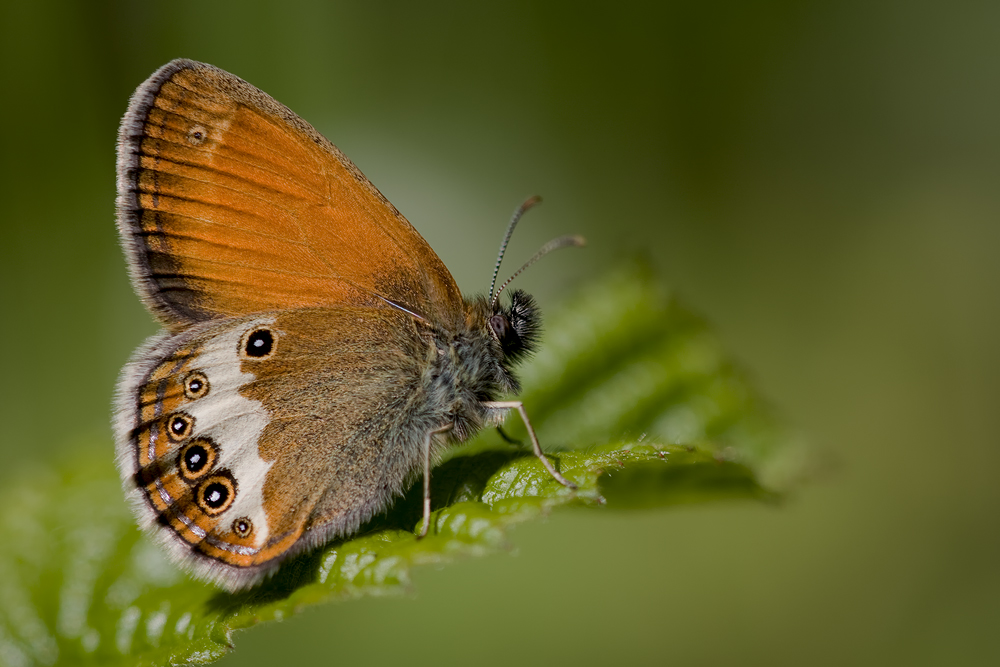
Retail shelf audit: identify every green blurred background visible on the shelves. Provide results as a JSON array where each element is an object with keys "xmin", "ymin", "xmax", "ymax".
[{"xmin": 2, "ymin": 0, "xmax": 998, "ymax": 664}]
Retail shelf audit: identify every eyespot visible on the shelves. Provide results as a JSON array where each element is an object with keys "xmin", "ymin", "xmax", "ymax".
[
  {"xmin": 187, "ymin": 124, "xmax": 207, "ymax": 146},
  {"xmin": 183, "ymin": 371, "xmax": 209, "ymax": 400},
  {"xmin": 196, "ymin": 472, "xmax": 237, "ymax": 515},
  {"xmin": 232, "ymin": 517, "xmax": 253, "ymax": 538},
  {"xmin": 167, "ymin": 413, "xmax": 194, "ymax": 442},
  {"xmin": 177, "ymin": 438, "xmax": 217, "ymax": 481},
  {"xmin": 240, "ymin": 327, "xmax": 276, "ymax": 359}
]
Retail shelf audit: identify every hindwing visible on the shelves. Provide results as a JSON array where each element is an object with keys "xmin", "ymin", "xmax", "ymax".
[{"xmin": 114, "ymin": 306, "xmax": 443, "ymax": 589}]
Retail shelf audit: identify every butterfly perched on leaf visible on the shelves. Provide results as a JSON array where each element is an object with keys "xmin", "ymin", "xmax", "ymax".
[{"xmin": 113, "ymin": 59, "xmax": 581, "ymax": 591}]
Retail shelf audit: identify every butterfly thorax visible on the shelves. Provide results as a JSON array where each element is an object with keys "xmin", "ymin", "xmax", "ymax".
[{"xmin": 418, "ymin": 290, "xmax": 540, "ymax": 442}]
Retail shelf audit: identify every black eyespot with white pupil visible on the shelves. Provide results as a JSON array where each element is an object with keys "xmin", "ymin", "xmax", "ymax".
[
  {"xmin": 242, "ymin": 328, "xmax": 275, "ymax": 359},
  {"xmin": 204, "ymin": 483, "xmax": 227, "ymax": 507},
  {"xmin": 183, "ymin": 371, "xmax": 209, "ymax": 400},
  {"xmin": 233, "ymin": 517, "xmax": 253, "ymax": 538},
  {"xmin": 178, "ymin": 438, "xmax": 217, "ymax": 481},
  {"xmin": 167, "ymin": 413, "xmax": 193, "ymax": 441},
  {"xmin": 196, "ymin": 472, "xmax": 236, "ymax": 515},
  {"xmin": 184, "ymin": 443, "xmax": 207, "ymax": 471}
]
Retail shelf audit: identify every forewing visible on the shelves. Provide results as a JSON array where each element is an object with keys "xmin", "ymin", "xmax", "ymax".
[{"xmin": 116, "ymin": 59, "xmax": 464, "ymax": 330}]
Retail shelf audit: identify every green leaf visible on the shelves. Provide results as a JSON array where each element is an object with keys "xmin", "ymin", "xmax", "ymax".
[{"xmin": 0, "ymin": 266, "xmax": 805, "ymax": 666}]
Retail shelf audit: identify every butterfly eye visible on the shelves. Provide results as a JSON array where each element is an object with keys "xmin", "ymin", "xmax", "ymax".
[
  {"xmin": 167, "ymin": 413, "xmax": 194, "ymax": 442},
  {"xmin": 196, "ymin": 473, "xmax": 237, "ymax": 515},
  {"xmin": 489, "ymin": 314, "xmax": 511, "ymax": 340},
  {"xmin": 178, "ymin": 438, "xmax": 217, "ymax": 481},
  {"xmin": 232, "ymin": 517, "xmax": 253, "ymax": 538},
  {"xmin": 183, "ymin": 371, "xmax": 210, "ymax": 400},
  {"xmin": 241, "ymin": 328, "xmax": 276, "ymax": 359},
  {"xmin": 489, "ymin": 313, "xmax": 524, "ymax": 356}
]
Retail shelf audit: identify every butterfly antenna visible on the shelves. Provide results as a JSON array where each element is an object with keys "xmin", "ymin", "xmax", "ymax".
[
  {"xmin": 491, "ymin": 234, "xmax": 586, "ymax": 309},
  {"xmin": 490, "ymin": 195, "xmax": 542, "ymax": 300}
]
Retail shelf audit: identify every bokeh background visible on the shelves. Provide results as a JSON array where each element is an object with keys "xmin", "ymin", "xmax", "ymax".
[{"xmin": 2, "ymin": 0, "xmax": 998, "ymax": 664}]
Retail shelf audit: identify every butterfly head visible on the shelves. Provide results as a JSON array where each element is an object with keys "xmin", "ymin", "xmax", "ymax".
[
  {"xmin": 488, "ymin": 288, "xmax": 540, "ymax": 363},
  {"xmin": 480, "ymin": 197, "xmax": 584, "ymax": 383}
]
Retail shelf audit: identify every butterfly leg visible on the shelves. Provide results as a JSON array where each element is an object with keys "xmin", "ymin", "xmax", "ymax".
[
  {"xmin": 482, "ymin": 401, "xmax": 577, "ymax": 489},
  {"xmin": 418, "ymin": 423, "xmax": 455, "ymax": 538},
  {"xmin": 495, "ymin": 425, "xmax": 521, "ymax": 444}
]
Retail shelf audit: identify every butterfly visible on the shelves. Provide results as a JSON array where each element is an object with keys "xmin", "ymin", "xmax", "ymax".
[{"xmin": 112, "ymin": 59, "xmax": 582, "ymax": 591}]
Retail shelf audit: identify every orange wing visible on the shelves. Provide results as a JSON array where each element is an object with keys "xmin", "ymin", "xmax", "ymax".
[{"xmin": 116, "ymin": 59, "xmax": 464, "ymax": 330}]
